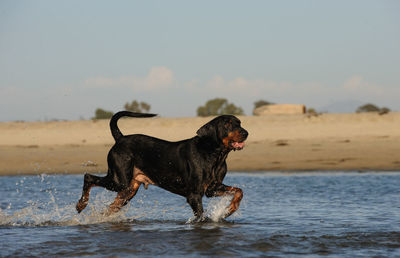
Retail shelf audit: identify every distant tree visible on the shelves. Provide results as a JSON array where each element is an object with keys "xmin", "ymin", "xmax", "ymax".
[
  {"xmin": 379, "ymin": 107, "xmax": 390, "ymax": 115},
  {"xmin": 197, "ymin": 98, "xmax": 244, "ymax": 117},
  {"xmin": 356, "ymin": 103, "xmax": 391, "ymax": 115},
  {"xmin": 124, "ymin": 100, "xmax": 151, "ymax": 113},
  {"xmin": 356, "ymin": 103, "xmax": 380, "ymax": 113},
  {"xmin": 93, "ymin": 108, "xmax": 114, "ymax": 120},
  {"xmin": 223, "ymin": 103, "xmax": 244, "ymax": 115},
  {"xmin": 254, "ymin": 100, "xmax": 274, "ymax": 109},
  {"xmin": 307, "ymin": 108, "xmax": 317, "ymax": 114},
  {"xmin": 356, "ymin": 103, "xmax": 381, "ymax": 113},
  {"xmin": 305, "ymin": 107, "xmax": 322, "ymax": 117}
]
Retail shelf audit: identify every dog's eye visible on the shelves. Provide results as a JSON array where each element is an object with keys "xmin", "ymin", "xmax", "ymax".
[{"xmin": 231, "ymin": 121, "xmax": 240, "ymax": 128}]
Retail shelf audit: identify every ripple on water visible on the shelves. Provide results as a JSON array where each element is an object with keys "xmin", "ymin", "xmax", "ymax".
[{"xmin": 1, "ymin": 172, "xmax": 400, "ymax": 257}]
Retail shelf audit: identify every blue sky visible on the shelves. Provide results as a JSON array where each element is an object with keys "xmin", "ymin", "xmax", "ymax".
[{"xmin": 1, "ymin": 0, "xmax": 399, "ymax": 121}]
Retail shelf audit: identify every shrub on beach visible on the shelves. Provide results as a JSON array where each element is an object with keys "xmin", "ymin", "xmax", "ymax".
[
  {"xmin": 124, "ymin": 100, "xmax": 151, "ymax": 113},
  {"xmin": 254, "ymin": 100, "xmax": 274, "ymax": 109},
  {"xmin": 92, "ymin": 100, "xmax": 151, "ymax": 120},
  {"xmin": 197, "ymin": 98, "xmax": 244, "ymax": 117},
  {"xmin": 356, "ymin": 103, "xmax": 390, "ymax": 115},
  {"xmin": 93, "ymin": 108, "xmax": 114, "ymax": 120}
]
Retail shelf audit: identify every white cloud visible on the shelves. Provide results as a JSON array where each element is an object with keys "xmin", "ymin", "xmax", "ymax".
[
  {"xmin": 83, "ymin": 66, "xmax": 174, "ymax": 91},
  {"xmin": 206, "ymin": 75, "xmax": 225, "ymax": 90},
  {"xmin": 145, "ymin": 66, "xmax": 174, "ymax": 89},
  {"xmin": 200, "ymin": 75, "xmax": 322, "ymax": 100},
  {"xmin": 2, "ymin": 70, "xmax": 400, "ymax": 121},
  {"xmin": 195, "ymin": 74, "xmax": 398, "ymax": 110},
  {"xmin": 81, "ymin": 70, "xmax": 399, "ymax": 112},
  {"xmin": 343, "ymin": 75, "xmax": 363, "ymax": 91},
  {"xmin": 341, "ymin": 75, "xmax": 387, "ymax": 98}
]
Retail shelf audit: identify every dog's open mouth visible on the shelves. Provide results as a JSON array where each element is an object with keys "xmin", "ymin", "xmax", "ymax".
[{"xmin": 231, "ymin": 141, "xmax": 245, "ymax": 150}]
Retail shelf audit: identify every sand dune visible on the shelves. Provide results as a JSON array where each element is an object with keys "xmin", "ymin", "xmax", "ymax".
[{"xmin": 1, "ymin": 113, "xmax": 400, "ymax": 175}]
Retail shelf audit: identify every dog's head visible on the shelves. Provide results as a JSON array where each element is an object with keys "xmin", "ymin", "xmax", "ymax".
[{"xmin": 196, "ymin": 115, "xmax": 248, "ymax": 151}]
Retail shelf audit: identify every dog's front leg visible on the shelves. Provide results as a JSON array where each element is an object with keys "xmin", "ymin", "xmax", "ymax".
[
  {"xmin": 208, "ymin": 184, "xmax": 243, "ymax": 219},
  {"xmin": 224, "ymin": 186, "xmax": 243, "ymax": 218},
  {"xmin": 186, "ymin": 193, "xmax": 204, "ymax": 221}
]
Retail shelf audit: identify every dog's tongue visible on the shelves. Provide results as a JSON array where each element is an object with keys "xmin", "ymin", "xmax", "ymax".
[{"xmin": 232, "ymin": 142, "xmax": 245, "ymax": 149}]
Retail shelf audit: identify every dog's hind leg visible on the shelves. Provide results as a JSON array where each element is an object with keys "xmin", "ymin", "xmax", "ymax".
[
  {"xmin": 76, "ymin": 173, "xmax": 109, "ymax": 213},
  {"xmin": 107, "ymin": 179, "xmax": 141, "ymax": 214}
]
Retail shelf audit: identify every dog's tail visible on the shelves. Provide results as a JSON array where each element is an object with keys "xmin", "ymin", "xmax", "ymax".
[{"xmin": 110, "ymin": 111, "xmax": 157, "ymax": 141}]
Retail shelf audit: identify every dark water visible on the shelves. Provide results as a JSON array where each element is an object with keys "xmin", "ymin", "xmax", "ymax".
[{"xmin": 1, "ymin": 172, "xmax": 400, "ymax": 257}]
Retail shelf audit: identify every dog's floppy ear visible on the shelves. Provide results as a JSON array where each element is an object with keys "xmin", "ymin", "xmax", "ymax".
[{"xmin": 196, "ymin": 121, "xmax": 218, "ymax": 142}]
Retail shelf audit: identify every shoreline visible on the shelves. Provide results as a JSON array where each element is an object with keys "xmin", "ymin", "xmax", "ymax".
[
  {"xmin": 1, "ymin": 113, "xmax": 400, "ymax": 176},
  {"xmin": 2, "ymin": 170, "xmax": 400, "ymax": 177}
]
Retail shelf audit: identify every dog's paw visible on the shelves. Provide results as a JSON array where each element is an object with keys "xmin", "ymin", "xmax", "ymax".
[{"xmin": 76, "ymin": 199, "xmax": 88, "ymax": 213}]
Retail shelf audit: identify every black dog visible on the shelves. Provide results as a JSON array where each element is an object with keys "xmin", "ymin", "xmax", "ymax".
[{"xmin": 76, "ymin": 111, "xmax": 248, "ymax": 220}]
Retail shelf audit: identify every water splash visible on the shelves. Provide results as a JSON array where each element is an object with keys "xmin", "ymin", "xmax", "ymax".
[
  {"xmin": 185, "ymin": 195, "xmax": 243, "ymax": 224},
  {"xmin": 205, "ymin": 195, "xmax": 232, "ymax": 222},
  {"xmin": 0, "ymin": 192, "xmax": 141, "ymax": 227},
  {"xmin": 1, "ymin": 193, "xmax": 242, "ymax": 226},
  {"xmin": 0, "ymin": 174, "xmax": 242, "ymax": 227},
  {"xmin": 0, "ymin": 174, "xmax": 134, "ymax": 227}
]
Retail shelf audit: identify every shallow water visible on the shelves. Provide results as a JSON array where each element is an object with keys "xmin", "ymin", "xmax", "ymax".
[{"xmin": 1, "ymin": 172, "xmax": 400, "ymax": 257}]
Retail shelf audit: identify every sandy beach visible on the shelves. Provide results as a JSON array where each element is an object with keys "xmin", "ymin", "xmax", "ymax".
[{"xmin": 1, "ymin": 113, "xmax": 400, "ymax": 175}]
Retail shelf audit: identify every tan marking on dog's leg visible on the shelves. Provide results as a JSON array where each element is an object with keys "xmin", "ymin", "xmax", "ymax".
[
  {"xmin": 76, "ymin": 184, "xmax": 94, "ymax": 213},
  {"xmin": 224, "ymin": 186, "xmax": 243, "ymax": 218},
  {"xmin": 107, "ymin": 167, "xmax": 155, "ymax": 214},
  {"xmin": 133, "ymin": 167, "xmax": 155, "ymax": 189},
  {"xmin": 107, "ymin": 179, "xmax": 141, "ymax": 214}
]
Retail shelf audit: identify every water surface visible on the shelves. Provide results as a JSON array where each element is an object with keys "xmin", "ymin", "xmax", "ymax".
[{"xmin": 1, "ymin": 172, "xmax": 400, "ymax": 257}]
